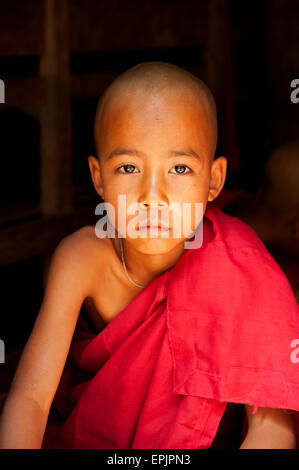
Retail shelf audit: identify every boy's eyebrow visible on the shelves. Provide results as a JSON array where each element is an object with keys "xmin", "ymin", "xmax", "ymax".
[{"xmin": 106, "ymin": 148, "xmax": 201, "ymax": 161}]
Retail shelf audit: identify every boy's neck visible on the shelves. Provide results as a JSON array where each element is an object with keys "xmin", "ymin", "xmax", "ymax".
[{"xmin": 111, "ymin": 236, "xmax": 186, "ymax": 287}]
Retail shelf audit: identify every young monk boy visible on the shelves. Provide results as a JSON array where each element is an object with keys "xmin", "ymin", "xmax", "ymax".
[{"xmin": 0, "ymin": 62, "xmax": 299, "ymax": 449}]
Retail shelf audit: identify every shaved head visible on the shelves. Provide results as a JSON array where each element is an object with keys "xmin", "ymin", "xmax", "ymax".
[
  {"xmin": 88, "ymin": 61, "xmax": 227, "ymax": 254},
  {"xmin": 94, "ymin": 61, "xmax": 218, "ymax": 160}
]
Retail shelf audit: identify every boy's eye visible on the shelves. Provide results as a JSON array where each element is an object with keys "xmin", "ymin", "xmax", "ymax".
[
  {"xmin": 116, "ymin": 164, "xmax": 138, "ymax": 174},
  {"xmin": 170, "ymin": 165, "xmax": 191, "ymax": 175},
  {"xmin": 116, "ymin": 164, "xmax": 192, "ymax": 175}
]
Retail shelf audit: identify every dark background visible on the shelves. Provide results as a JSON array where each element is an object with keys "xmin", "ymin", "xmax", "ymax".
[{"xmin": 0, "ymin": 0, "xmax": 298, "ymax": 411}]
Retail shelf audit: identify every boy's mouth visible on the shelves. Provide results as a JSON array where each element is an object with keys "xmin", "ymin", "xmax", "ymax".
[{"xmin": 138, "ymin": 223, "xmax": 169, "ymax": 232}]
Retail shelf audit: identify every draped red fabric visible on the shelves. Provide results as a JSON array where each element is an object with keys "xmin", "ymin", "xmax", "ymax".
[{"xmin": 42, "ymin": 204, "xmax": 299, "ymax": 449}]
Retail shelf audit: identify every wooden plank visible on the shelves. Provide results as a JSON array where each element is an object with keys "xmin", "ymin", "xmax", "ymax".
[
  {"xmin": 70, "ymin": 0, "xmax": 208, "ymax": 53},
  {"xmin": 72, "ymin": 72, "xmax": 119, "ymax": 99},
  {"xmin": 203, "ymin": 0, "xmax": 239, "ymax": 172},
  {"xmin": 0, "ymin": 1, "xmax": 44, "ymax": 57},
  {"xmin": 0, "ymin": 78, "xmax": 46, "ymax": 109},
  {"xmin": 0, "ymin": 204, "xmax": 99, "ymax": 268},
  {"xmin": 40, "ymin": 0, "xmax": 73, "ymax": 215},
  {"xmin": 0, "ymin": 203, "xmax": 40, "ymax": 227},
  {"xmin": 71, "ymin": 53, "xmax": 205, "ymax": 99},
  {"xmin": 267, "ymin": 0, "xmax": 299, "ymax": 146}
]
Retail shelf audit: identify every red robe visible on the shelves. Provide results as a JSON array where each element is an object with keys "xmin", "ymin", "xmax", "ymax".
[{"xmin": 42, "ymin": 204, "xmax": 299, "ymax": 449}]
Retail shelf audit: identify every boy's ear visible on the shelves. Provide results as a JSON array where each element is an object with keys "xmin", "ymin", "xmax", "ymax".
[
  {"xmin": 208, "ymin": 156, "xmax": 227, "ymax": 202},
  {"xmin": 88, "ymin": 155, "xmax": 105, "ymax": 199}
]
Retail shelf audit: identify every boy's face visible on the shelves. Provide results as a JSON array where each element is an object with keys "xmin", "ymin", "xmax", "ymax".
[{"xmin": 89, "ymin": 88, "xmax": 226, "ymax": 253}]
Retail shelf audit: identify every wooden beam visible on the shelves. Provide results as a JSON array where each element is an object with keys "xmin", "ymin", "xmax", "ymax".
[
  {"xmin": 0, "ymin": 1, "xmax": 44, "ymax": 57},
  {"xmin": 203, "ymin": 0, "xmax": 239, "ymax": 172},
  {"xmin": 0, "ymin": 78, "xmax": 46, "ymax": 109},
  {"xmin": 39, "ymin": 0, "xmax": 73, "ymax": 215},
  {"xmin": 0, "ymin": 203, "xmax": 40, "ymax": 227},
  {"xmin": 70, "ymin": 0, "xmax": 208, "ymax": 54},
  {"xmin": 72, "ymin": 72, "xmax": 119, "ymax": 99},
  {"xmin": 0, "ymin": 204, "xmax": 99, "ymax": 268}
]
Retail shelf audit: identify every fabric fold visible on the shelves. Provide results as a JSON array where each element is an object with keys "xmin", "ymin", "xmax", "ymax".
[
  {"xmin": 167, "ymin": 206, "xmax": 299, "ymax": 417},
  {"xmin": 42, "ymin": 204, "xmax": 299, "ymax": 449}
]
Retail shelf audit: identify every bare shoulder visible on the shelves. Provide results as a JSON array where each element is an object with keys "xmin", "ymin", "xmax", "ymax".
[
  {"xmin": 56, "ymin": 225, "xmax": 101, "ymax": 254},
  {"xmin": 49, "ymin": 225, "xmax": 111, "ymax": 290},
  {"xmin": 54, "ymin": 225, "xmax": 106, "ymax": 263}
]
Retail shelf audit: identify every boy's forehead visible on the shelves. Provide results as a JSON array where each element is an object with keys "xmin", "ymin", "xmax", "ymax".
[{"xmin": 96, "ymin": 103, "xmax": 216, "ymax": 166}]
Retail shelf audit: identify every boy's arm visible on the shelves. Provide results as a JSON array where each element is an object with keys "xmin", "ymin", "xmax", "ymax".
[
  {"xmin": 240, "ymin": 405, "xmax": 296, "ymax": 449},
  {"xmin": 0, "ymin": 230, "xmax": 93, "ymax": 449}
]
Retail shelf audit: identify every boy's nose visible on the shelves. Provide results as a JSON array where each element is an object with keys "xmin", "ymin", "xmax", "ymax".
[{"xmin": 138, "ymin": 178, "xmax": 169, "ymax": 209}]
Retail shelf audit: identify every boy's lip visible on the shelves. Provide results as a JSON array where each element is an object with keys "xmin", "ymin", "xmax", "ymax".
[{"xmin": 138, "ymin": 222, "xmax": 169, "ymax": 231}]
